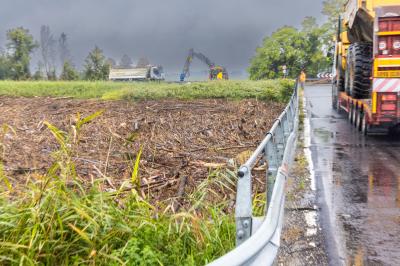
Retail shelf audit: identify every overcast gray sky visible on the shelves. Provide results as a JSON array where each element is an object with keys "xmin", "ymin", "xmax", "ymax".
[{"xmin": 0, "ymin": 0, "xmax": 325, "ymax": 78}]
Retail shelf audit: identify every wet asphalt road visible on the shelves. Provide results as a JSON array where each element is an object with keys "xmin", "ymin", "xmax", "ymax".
[{"xmin": 304, "ymin": 85, "xmax": 400, "ymax": 266}]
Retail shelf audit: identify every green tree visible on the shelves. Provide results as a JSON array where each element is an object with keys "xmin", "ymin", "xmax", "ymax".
[
  {"xmin": 0, "ymin": 53, "xmax": 12, "ymax": 80},
  {"xmin": 32, "ymin": 62, "xmax": 45, "ymax": 80},
  {"xmin": 319, "ymin": 0, "xmax": 347, "ymax": 70},
  {"xmin": 6, "ymin": 27, "xmax": 38, "ymax": 80},
  {"xmin": 248, "ymin": 1, "xmax": 346, "ymax": 80},
  {"xmin": 136, "ymin": 57, "xmax": 150, "ymax": 68},
  {"xmin": 106, "ymin": 57, "xmax": 116, "ymax": 68},
  {"xmin": 119, "ymin": 54, "xmax": 133, "ymax": 68},
  {"xmin": 60, "ymin": 61, "xmax": 79, "ymax": 80},
  {"xmin": 302, "ymin": 17, "xmax": 332, "ymax": 76},
  {"xmin": 302, "ymin": 16, "xmax": 318, "ymax": 33},
  {"xmin": 83, "ymin": 46, "xmax": 110, "ymax": 80},
  {"xmin": 248, "ymin": 27, "xmax": 313, "ymax": 80},
  {"xmin": 58, "ymin": 32, "xmax": 71, "ymax": 66},
  {"xmin": 322, "ymin": 0, "xmax": 346, "ymax": 24},
  {"xmin": 40, "ymin": 25, "xmax": 57, "ymax": 80}
]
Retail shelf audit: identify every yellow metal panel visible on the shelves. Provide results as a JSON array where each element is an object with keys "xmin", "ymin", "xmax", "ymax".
[
  {"xmin": 340, "ymin": 42, "xmax": 350, "ymax": 70},
  {"xmin": 372, "ymin": 91, "xmax": 377, "ymax": 113},
  {"xmin": 378, "ymin": 31, "xmax": 400, "ymax": 36},
  {"xmin": 369, "ymin": 0, "xmax": 400, "ymax": 10},
  {"xmin": 345, "ymin": 0, "xmax": 400, "ymax": 24},
  {"xmin": 340, "ymin": 31, "xmax": 350, "ymax": 44},
  {"xmin": 375, "ymin": 71, "xmax": 400, "ymax": 77},
  {"xmin": 374, "ymin": 58, "xmax": 400, "ymax": 77},
  {"xmin": 374, "ymin": 57, "xmax": 400, "ymax": 66}
]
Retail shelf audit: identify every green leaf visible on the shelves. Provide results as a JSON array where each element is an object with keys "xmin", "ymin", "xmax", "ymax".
[
  {"xmin": 76, "ymin": 110, "xmax": 104, "ymax": 130},
  {"xmin": 131, "ymin": 147, "xmax": 142, "ymax": 189}
]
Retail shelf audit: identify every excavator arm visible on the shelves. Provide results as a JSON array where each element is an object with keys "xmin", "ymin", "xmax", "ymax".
[{"xmin": 179, "ymin": 48, "xmax": 218, "ymax": 81}]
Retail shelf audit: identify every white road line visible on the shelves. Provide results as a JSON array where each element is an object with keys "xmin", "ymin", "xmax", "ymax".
[{"xmin": 303, "ymin": 95, "xmax": 316, "ymax": 191}]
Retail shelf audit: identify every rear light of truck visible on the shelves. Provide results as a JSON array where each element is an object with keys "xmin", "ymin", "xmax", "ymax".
[
  {"xmin": 381, "ymin": 94, "xmax": 397, "ymax": 101},
  {"xmin": 379, "ymin": 93, "xmax": 397, "ymax": 113},
  {"xmin": 381, "ymin": 103, "xmax": 397, "ymax": 111}
]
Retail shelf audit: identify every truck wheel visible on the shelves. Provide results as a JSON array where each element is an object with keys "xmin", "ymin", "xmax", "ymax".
[
  {"xmin": 361, "ymin": 113, "xmax": 368, "ymax": 135},
  {"xmin": 348, "ymin": 43, "xmax": 373, "ymax": 99},
  {"xmin": 337, "ymin": 98, "xmax": 343, "ymax": 114},
  {"xmin": 348, "ymin": 103, "xmax": 353, "ymax": 123},
  {"xmin": 344, "ymin": 46, "xmax": 353, "ymax": 95},
  {"xmin": 356, "ymin": 110, "xmax": 362, "ymax": 131},
  {"xmin": 352, "ymin": 106, "xmax": 358, "ymax": 126}
]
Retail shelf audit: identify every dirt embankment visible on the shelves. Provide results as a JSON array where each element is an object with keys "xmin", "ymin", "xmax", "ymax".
[{"xmin": 0, "ymin": 96, "xmax": 284, "ymax": 203}]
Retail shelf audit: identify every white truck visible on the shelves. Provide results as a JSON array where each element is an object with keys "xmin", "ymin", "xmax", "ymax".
[{"xmin": 109, "ymin": 65, "xmax": 165, "ymax": 81}]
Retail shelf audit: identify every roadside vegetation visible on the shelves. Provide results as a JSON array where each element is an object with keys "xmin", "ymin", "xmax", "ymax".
[
  {"xmin": 0, "ymin": 79, "xmax": 294, "ymax": 102},
  {"xmin": 248, "ymin": 0, "xmax": 345, "ymax": 80},
  {"xmin": 0, "ymin": 113, "xmax": 236, "ymax": 265},
  {"xmin": 0, "ymin": 1, "xmax": 342, "ymax": 264}
]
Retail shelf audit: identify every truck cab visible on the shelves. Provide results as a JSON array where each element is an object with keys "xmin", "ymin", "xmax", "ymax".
[{"xmin": 149, "ymin": 66, "xmax": 165, "ymax": 80}]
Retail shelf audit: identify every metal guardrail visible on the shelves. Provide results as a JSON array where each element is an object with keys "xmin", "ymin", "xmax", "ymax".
[{"xmin": 209, "ymin": 81, "xmax": 299, "ymax": 266}]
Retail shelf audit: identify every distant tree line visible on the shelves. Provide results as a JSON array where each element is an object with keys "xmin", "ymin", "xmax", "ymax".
[
  {"xmin": 0, "ymin": 25, "xmax": 150, "ymax": 81},
  {"xmin": 248, "ymin": 0, "xmax": 346, "ymax": 80}
]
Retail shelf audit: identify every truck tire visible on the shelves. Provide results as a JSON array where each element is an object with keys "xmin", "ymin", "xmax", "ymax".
[
  {"xmin": 352, "ymin": 106, "xmax": 358, "ymax": 126},
  {"xmin": 361, "ymin": 113, "xmax": 369, "ymax": 135},
  {"xmin": 348, "ymin": 103, "xmax": 353, "ymax": 123},
  {"xmin": 347, "ymin": 43, "xmax": 373, "ymax": 99},
  {"xmin": 356, "ymin": 109, "xmax": 362, "ymax": 131},
  {"xmin": 344, "ymin": 45, "xmax": 353, "ymax": 95}
]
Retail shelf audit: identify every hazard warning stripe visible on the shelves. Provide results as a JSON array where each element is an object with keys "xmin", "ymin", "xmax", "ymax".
[
  {"xmin": 373, "ymin": 78, "xmax": 400, "ymax": 92},
  {"xmin": 374, "ymin": 79, "xmax": 390, "ymax": 91}
]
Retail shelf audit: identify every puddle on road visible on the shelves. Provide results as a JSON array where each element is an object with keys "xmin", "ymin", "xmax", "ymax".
[
  {"xmin": 304, "ymin": 96, "xmax": 316, "ymax": 191},
  {"xmin": 331, "ymin": 141, "xmax": 400, "ymax": 265},
  {"xmin": 304, "ymin": 86, "xmax": 400, "ymax": 265},
  {"xmin": 313, "ymin": 127, "xmax": 331, "ymax": 144}
]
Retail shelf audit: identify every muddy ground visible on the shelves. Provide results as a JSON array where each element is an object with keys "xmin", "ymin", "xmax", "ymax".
[
  {"xmin": 277, "ymin": 90, "xmax": 328, "ymax": 265},
  {"xmin": 0, "ymin": 96, "xmax": 284, "ymax": 204},
  {"xmin": 277, "ymin": 148, "xmax": 328, "ymax": 266}
]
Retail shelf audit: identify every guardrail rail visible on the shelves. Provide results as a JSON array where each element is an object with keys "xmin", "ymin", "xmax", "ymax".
[{"xmin": 209, "ymin": 81, "xmax": 299, "ymax": 266}]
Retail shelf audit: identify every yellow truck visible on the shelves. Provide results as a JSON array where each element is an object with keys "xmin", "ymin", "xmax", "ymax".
[{"xmin": 332, "ymin": 0, "xmax": 400, "ymax": 134}]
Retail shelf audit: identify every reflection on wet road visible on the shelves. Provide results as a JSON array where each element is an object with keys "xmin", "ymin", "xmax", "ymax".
[{"xmin": 304, "ymin": 85, "xmax": 400, "ymax": 266}]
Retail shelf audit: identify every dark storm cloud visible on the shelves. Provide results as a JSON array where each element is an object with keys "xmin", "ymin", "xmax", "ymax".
[{"xmin": 0, "ymin": 0, "xmax": 324, "ymax": 76}]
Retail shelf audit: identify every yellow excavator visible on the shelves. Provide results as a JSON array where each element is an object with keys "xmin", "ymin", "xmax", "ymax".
[
  {"xmin": 332, "ymin": 0, "xmax": 400, "ymax": 134},
  {"xmin": 179, "ymin": 49, "xmax": 228, "ymax": 82}
]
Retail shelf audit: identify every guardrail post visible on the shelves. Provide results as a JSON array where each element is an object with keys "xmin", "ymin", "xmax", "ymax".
[
  {"xmin": 287, "ymin": 104, "xmax": 294, "ymax": 132},
  {"xmin": 282, "ymin": 113, "xmax": 290, "ymax": 142},
  {"xmin": 207, "ymin": 81, "xmax": 299, "ymax": 266},
  {"xmin": 266, "ymin": 140, "xmax": 278, "ymax": 210},
  {"xmin": 236, "ymin": 166, "xmax": 252, "ymax": 246},
  {"xmin": 275, "ymin": 122, "xmax": 285, "ymax": 164}
]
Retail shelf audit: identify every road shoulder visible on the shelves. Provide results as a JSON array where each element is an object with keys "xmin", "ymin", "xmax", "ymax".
[{"xmin": 277, "ymin": 90, "xmax": 328, "ymax": 265}]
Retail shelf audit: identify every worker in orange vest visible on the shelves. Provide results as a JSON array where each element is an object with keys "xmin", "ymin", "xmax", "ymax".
[{"xmin": 299, "ymin": 70, "xmax": 306, "ymax": 89}]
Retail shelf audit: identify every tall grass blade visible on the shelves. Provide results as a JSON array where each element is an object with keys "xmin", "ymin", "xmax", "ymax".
[{"xmin": 131, "ymin": 147, "xmax": 142, "ymax": 190}]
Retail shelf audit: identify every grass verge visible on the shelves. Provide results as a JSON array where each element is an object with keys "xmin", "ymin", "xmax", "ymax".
[
  {"xmin": 0, "ymin": 113, "xmax": 236, "ymax": 265},
  {"xmin": 0, "ymin": 79, "xmax": 294, "ymax": 102}
]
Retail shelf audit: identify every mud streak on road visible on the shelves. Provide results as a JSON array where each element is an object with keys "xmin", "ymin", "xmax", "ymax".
[{"xmin": 304, "ymin": 85, "xmax": 400, "ymax": 266}]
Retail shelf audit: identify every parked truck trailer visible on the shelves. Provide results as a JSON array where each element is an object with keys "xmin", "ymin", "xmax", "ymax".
[
  {"xmin": 332, "ymin": 0, "xmax": 400, "ymax": 134},
  {"xmin": 109, "ymin": 65, "xmax": 164, "ymax": 81}
]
